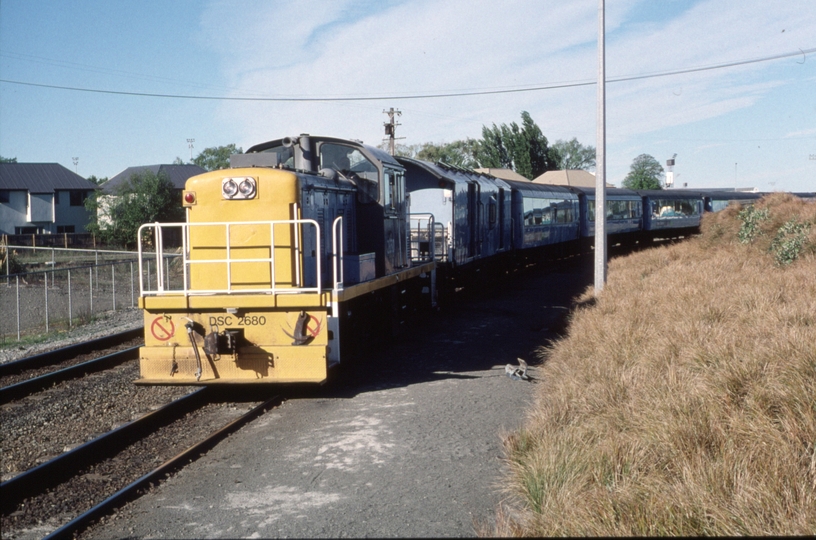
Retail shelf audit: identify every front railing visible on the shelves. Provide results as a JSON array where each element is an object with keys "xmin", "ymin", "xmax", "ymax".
[{"xmin": 138, "ymin": 218, "xmax": 344, "ymax": 298}]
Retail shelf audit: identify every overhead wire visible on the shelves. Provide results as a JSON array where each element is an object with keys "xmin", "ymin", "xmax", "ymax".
[{"xmin": 0, "ymin": 47, "xmax": 813, "ymax": 102}]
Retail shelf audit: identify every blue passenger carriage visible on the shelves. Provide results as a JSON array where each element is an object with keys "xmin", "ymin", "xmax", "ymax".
[
  {"xmin": 702, "ymin": 190, "xmax": 762, "ymax": 212},
  {"xmin": 400, "ymin": 158, "xmax": 512, "ymax": 268},
  {"xmin": 506, "ymin": 181, "xmax": 579, "ymax": 256},
  {"xmin": 568, "ymin": 186, "xmax": 642, "ymax": 251},
  {"xmin": 639, "ymin": 189, "xmax": 704, "ymax": 240}
]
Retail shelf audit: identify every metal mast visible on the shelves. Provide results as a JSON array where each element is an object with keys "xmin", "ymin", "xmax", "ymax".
[
  {"xmin": 383, "ymin": 108, "xmax": 402, "ymax": 156},
  {"xmin": 594, "ymin": 0, "xmax": 607, "ymax": 294}
]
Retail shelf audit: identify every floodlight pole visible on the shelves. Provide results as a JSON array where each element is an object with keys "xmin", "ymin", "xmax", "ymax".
[{"xmin": 594, "ymin": 0, "xmax": 607, "ymax": 294}]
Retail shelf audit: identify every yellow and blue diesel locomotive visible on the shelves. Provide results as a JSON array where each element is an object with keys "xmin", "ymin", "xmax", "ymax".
[{"xmin": 136, "ymin": 135, "xmax": 436, "ymax": 384}]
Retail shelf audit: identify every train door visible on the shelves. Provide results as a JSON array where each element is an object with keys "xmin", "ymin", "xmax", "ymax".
[
  {"xmin": 383, "ymin": 167, "xmax": 408, "ymax": 272},
  {"xmin": 498, "ymin": 188, "xmax": 506, "ymax": 250},
  {"xmin": 467, "ymin": 182, "xmax": 480, "ymax": 258}
]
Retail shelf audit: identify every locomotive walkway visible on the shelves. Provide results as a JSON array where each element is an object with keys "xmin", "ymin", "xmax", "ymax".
[{"xmin": 82, "ymin": 258, "xmax": 593, "ymax": 538}]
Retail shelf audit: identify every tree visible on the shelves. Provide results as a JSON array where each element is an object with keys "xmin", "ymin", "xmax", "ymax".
[
  {"xmin": 86, "ymin": 175, "xmax": 108, "ymax": 185},
  {"xmin": 1, "ymin": 155, "xmax": 17, "ymax": 163},
  {"xmin": 85, "ymin": 170, "xmax": 184, "ymax": 249},
  {"xmin": 416, "ymin": 139, "xmax": 481, "ymax": 169},
  {"xmin": 551, "ymin": 138, "xmax": 596, "ymax": 170},
  {"xmin": 192, "ymin": 144, "xmax": 243, "ymax": 171},
  {"xmin": 622, "ymin": 154, "xmax": 664, "ymax": 190},
  {"xmin": 474, "ymin": 111, "xmax": 556, "ymax": 179},
  {"xmin": 378, "ymin": 140, "xmax": 482, "ymax": 169}
]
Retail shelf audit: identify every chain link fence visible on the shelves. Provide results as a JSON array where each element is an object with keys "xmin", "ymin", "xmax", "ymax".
[{"xmin": 1, "ymin": 246, "xmax": 180, "ymax": 343}]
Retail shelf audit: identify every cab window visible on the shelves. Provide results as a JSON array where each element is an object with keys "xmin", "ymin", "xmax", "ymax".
[{"xmin": 320, "ymin": 143, "xmax": 380, "ymax": 204}]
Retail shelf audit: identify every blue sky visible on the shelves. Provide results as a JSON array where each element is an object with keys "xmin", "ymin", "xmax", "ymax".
[{"xmin": 1, "ymin": 0, "xmax": 814, "ymax": 191}]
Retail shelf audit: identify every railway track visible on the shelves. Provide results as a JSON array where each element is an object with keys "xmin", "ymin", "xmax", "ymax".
[
  {"xmin": 0, "ymin": 328, "xmax": 144, "ymax": 403},
  {"xmin": 1, "ymin": 385, "xmax": 281, "ymax": 540}
]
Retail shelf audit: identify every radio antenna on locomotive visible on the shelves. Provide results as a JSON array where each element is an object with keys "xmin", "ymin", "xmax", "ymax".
[{"xmin": 383, "ymin": 108, "xmax": 403, "ymax": 156}]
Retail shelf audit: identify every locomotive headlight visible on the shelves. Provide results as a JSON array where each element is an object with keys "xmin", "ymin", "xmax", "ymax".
[
  {"xmin": 222, "ymin": 177, "xmax": 256, "ymax": 200},
  {"xmin": 238, "ymin": 178, "xmax": 256, "ymax": 197},
  {"xmin": 222, "ymin": 179, "xmax": 239, "ymax": 198}
]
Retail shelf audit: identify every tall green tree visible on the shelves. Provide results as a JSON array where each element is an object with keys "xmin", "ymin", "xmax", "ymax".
[
  {"xmin": 415, "ymin": 139, "xmax": 481, "ymax": 168},
  {"xmin": 474, "ymin": 111, "xmax": 556, "ymax": 179},
  {"xmin": 551, "ymin": 138, "xmax": 596, "ymax": 170},
  {"xmin": 622, "ymin": 154, "xmax": 664, "ymax": 190},
  {"xmin": 85, "ymin": 171, "xmax": 184, "ymax": 249},
  {"xmin": 379, "ymin": 140, "xmax": 481, "ymax": 169},
  {"xmin": 192, "ymin": 144, "xmax": 243, "ymax": 171}
]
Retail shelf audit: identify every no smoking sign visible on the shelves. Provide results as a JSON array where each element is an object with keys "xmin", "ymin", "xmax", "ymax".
[{"xmin": 150, "ymin": 316, "xmax": 175, "ymax": 341}]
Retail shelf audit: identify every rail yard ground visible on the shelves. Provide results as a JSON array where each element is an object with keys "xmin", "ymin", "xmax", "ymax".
[
  {"xmin": 76, "ymin": 251, "xmax": 593, "ymax": 538},
  {"xmin": 496, "ymin": 193, "xmax": 816, "ymax": 536}
]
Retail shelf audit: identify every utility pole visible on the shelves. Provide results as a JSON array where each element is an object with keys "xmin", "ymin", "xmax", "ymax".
[
  {"xmin": 187, "ymin": 139, "xmax": 195, "ymax": 161},
  {"xmin": 383, "ymin": 108, "xmax": 403, "ymax": 156},
  {"xmin": 594, "ymin": 0, "xmax": 607, "ymax": 295},
  {"xmin": 72, "ymin": 157, "xmax": 79, "ymax": 173}
]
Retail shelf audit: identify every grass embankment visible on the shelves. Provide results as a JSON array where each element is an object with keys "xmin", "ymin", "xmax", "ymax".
[{"xmin": 498, "ymin": 193, "xmax": 816, "ymax": 536}]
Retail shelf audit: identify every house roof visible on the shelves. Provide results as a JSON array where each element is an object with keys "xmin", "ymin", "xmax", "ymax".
[
  {"xmin": 101, "ymin": 164, "xmax": 207, "ymax": 194},
  {"xmin": 0, "ymin": 163, "xmax": 99, "ymax": 193},
  {"xmin": 473, "ymin": 167, "xmax": 531, "ymax": 182},
  {"xmin": 533, "ymin": 169, "xmax": 614, "ymax": 188}
]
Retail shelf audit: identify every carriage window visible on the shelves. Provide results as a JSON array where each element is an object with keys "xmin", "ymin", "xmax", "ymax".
[
  {"xmin": 488, "ymin": 197, "xmax": 497, "ymax": 225},
  {"xmin": 653, "ymin": 198, "xmax": 700, "ymax": 218}
]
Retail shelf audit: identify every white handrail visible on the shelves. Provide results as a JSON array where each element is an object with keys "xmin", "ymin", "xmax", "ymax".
[{"xmin": 137, "ymin": 219, "xmax": 322, "ymax": 297}]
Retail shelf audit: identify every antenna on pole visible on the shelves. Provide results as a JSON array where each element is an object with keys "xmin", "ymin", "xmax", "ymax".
[
  {"xmin": 383, "ymin": 108, "xmax": 403, "ymax": 156},
  {"xmin": 187, "ymin": 139, "xmax": 195, "ymax": 161},
  {"xmin": 72, "ymin": 157, "xmax": 79, "ymax": 173},
  {"xmin": 665, "ymin": 153, "xmax": 676, "ymax": 188}
]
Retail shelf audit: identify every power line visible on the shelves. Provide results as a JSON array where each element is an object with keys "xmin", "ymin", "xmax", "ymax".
[{"xmin": 1, "ymin": 47, "xmax": 813, "ymax": 103}]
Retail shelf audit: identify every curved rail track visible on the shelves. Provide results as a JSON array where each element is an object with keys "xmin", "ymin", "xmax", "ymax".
[
  {"xmin": 2, "ymin": 385, "xmax": 281, "ymax": 539},
  {"xmin": 0, "ymin": 328, "xmax": 143, "ymax": 403}
]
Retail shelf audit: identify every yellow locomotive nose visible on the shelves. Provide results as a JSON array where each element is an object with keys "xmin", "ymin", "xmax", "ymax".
[
  {"xmin": 138, "ymin": 307, "xmax": 330, "ymax": 384},
  {"xmin": 137, "ymin": 166, "xmax": 334, "ymax": 385}
]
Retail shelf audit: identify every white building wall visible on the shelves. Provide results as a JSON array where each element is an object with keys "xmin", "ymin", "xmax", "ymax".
[{"xmin": 0, "ymin": 191, "xmax": 30, "ymax": 234}]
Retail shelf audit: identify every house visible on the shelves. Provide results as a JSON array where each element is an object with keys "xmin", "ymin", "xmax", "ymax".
[
  {"xmin": 533, "ymin": 169, "xmax": 615, "ymax": 188},
  {"xmin": 101, "ymin": 164, "xmax": 206, "ymax": 195},
  {"xmin": 0, "ymin": 163, "xmax": 98, "ymax": 235}
]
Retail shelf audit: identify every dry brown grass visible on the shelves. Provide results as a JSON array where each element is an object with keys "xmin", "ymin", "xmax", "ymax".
[{"xmin": 496, "ymin": 194, "xmax": 816, "ymax": 536}]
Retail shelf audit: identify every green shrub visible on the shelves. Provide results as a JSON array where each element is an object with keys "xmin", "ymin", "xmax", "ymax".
[
  {"xmin": 737, "ymin": 206, "xmax": 770, "ymax": 244},
  {"xmin": 769, "ymin": 219, "xmax": 811, "ymax": 266}
]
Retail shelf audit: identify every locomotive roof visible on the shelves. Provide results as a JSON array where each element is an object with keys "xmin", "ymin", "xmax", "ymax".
[{"xmin": 246, "ymin": 135, "xmax": 402, "ymax": 169}]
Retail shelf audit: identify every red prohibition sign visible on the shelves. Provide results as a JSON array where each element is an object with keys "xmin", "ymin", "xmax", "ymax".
[
  {"xmin": 151, "ymin": 316, "xmax": 175, "ymax": 341},
  {"xmin": 304, "ymin": 315, "xmax": 322, "ymax": 337}
]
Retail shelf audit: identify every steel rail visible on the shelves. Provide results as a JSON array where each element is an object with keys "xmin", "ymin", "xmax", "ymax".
[
  {"xmin": 0, "ymin": 346, "xmax": 141, "ymax": 404},
  {"xmin": 0, "ymin": 388, "xmax": 210, "ymax": 515},
  {"xmin": 0, "ymin": 327, "xmax": 144, "ymax": 377},
  {"xmin": 43, "ymin": 394, "xmax": 282, "ymax": 540}
]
